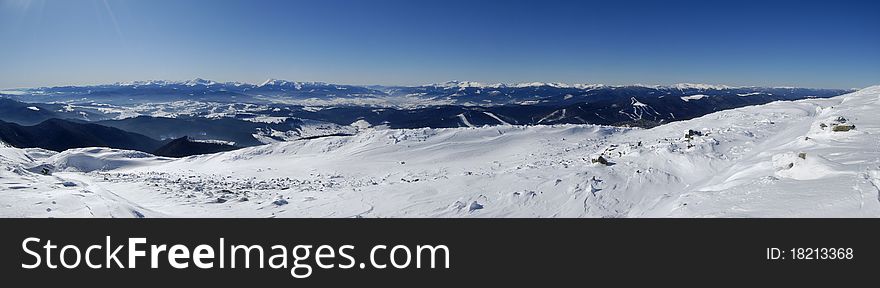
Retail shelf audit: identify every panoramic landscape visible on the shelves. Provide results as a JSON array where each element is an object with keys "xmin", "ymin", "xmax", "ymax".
[
  {"xmin": 1, "ymin": 0, "xmax": 878, "ymax": 218},
  {"xmin": 2, "ymin": 80, "xmax": 878, "ymax": 217}
]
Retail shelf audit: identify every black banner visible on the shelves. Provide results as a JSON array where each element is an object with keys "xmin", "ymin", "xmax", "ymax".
[{"xmin": 1, "ymin": 219, "xmax": 876, "ymax": 286}]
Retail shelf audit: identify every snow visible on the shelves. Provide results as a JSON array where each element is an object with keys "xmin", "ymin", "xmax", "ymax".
[
  {"xmin": 117, "ymin": 80, "xmax": 174, "ymax": 86},
  {"xmin": 259, "ymin": 78, "xmax": 290, "ymax": 87},
  {"xmin": 573, "ymin": 84, "xmax": 606, "ymax": 90},
  {"xmin": 433, "ymin": 81, "xmax": 580, "ymax": 89},
  {"xmin": 257, "ymin": 78, "xmax": 330, "ymax": 89},
  {"xmin": 434, "ymin": 81, "xmax": 494, "ymax": 89},
  {"xmin": 680, "ymin": 94, "xmax": 708, "ymax": 102},
  {"xmin": 252, "ymin": 119, "xmax": 356, "ymax": 144},
  {"xmin": 0, "ymin": 90, "xmax": 28, "ymax": 95},
  {"xmin": 47, "ymin": 148, "xmax": 169, "ymax": 172},
  {"xmin": 456, "ymin": 113, "xmax": 475, "ymax": 127},
  {"xmin": 424, "ymin": 81, "xmax": 743, "ymax": 91},
  {"xmin": 511, "ymin": 82, "xmax": 572, "ymax": 88},
  {"xmin": 537, "ymin": 109, "xmax": 567, "ymax": 124},
  {"xmin": 113, "ymin": 79, "xmax": 249, "ymax": 88},
  {"xmin": 184, "ymin": 78, "xmax": 217, "ymax": 86},
  {"xmin": 622, "ymin": 97, "xmax": 660, "ymax": 120},
  {"xmin": 2, "ymin": 86, "xmax": 879, "ymax": 217},
  {"xmin": 668, "ymin": 83, "xmax": 733, "ymax": 90},
  {"xmin": 241, "ymin": 116, "xmax": 289, "ymax": 124},
  {"xmin": 350, "ymin": 119, "xmax": 372, "ymax": 129},
  {"xmin": 627, "ymin": 83, "xmax": 736, "ymax": 90},
  {"xmin": 26, "ymin": 106, "xmax": 40, "ymax": 111},
  {"xmin": 432, "ymin": 81, "xmax": 604, "ymax": 90},
  {"xmin": 0, "ymin": 147, "xmax": 165, "ymax": 217},
  {"xmin": 191, "ymin": 139, "xmax": 236, "ymax": 146},
  {"xmin": 630, "ymin": 97, "xmax": 648, "ymax": 107},
  {"xmin": 482, "ymin": 112, "xmax": 510, "ymax": 125}
]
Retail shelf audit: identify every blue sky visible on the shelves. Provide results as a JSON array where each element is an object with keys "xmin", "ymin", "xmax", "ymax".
[{"xmin": 1, "ymin": 0, "xmax": 878, "ymax": 89}]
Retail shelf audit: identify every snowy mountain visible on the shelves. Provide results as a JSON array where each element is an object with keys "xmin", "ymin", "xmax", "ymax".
[
  {"xmin": 1, "ymin": 85, "xmax": 877, "ymax": 217},
  {"xmin": 182, "ymin": 78, "xmax": 218, "ymax": 87},
  {"xmin": 5, "ymin": 79, "xmax": 849, "ymax": 107},
  {"xmin": 0, "ymin": 79, "xmax": 856, "ymax": 168}
]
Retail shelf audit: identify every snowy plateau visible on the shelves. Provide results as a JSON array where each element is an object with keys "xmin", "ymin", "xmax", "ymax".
[{"xmin": 1, "ymin": 86, "xmax": 879, "ymax": 218}]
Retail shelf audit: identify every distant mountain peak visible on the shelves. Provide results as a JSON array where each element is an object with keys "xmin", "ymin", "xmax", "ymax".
[
  {"xmin": 115, "ymin": 78, "xmax": 224, "ymax": 87},
  {"xmin": 259, "ymin": 78, "xmax": 288, "ymax": 87},
  {"xmin": 433, "ymin": 81, "xmax": 589, "ymax": 89},
  {"xmin": 433, "ymin": 80, "xmax": 502, "ymax": 89},
  {"xmin": 258, "ymin": 78, "xmax": 334, "ymax": 88},
  {"xmin": 115, "ymin": 80, "xmax": 172, "ymax": 86},
  {"xmin": 431, "ymin": 81, "xmax": 608, "ymax": 90},
  {"xmin": 514, "ymin": 82, "xmax": 576, "ymax": 88},
  {"xmin": 184, "ymin": 78, "xmax": 217, "ymax": 86},
  {"xmin": 668, "ymin": 83, "xmax": 733, "ymax": 90}
]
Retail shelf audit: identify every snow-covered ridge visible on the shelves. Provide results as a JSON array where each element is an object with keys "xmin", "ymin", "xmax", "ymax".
[
  {"xmin": 91, "ymin": 78, "xmax": 345, "ymax": 90},
  {"xmin": 259, "ymin": 78, "xmax": 290, "ymax": 87},
  {"xmin": 680, "ymin": 94, "xmax": 708, "ymax": 102},
  {"xmin": 257, "ymin": 78, "xmax": 334, "ymax": 88},
  {"xmin": 189, "ymin": 139, "xmax": 236, "ymax": 146},
  {"xmin": 183, "ymin": 78, "xmax": 217, "ymax": 87},
  {"xmin": 11, "ymin": 79, "xmax": 856, "ymax": 96},
  {"xmin": 426, "ymin": 80, "xmax": 743, "ymax": 90},
  {"xmin": 667, "ymin": 83, "xmax": 733, "ymax": 90},
  {"xmin": 424, "ymin": 81, "xmax": 805, "ymax": 91},
  {"xmin": 47, "ymin": 148, "xmax": 167, "ymax": 173},
  {"xmin": 429, "ymin": 80, "xmax": 579, "ymax": 89},
  {"xmin": 116, "ymin": 78, "xmax": 227, "ymax": 87},
  {"xmin": 431, "ymin": 81, "xmax": 504, "ymax": 89},
  {"xmin": 116, "ymin": 80, "xmax": 175, "ymax": 86},
  {"xmin": 108, "ymin": 78, "xmax": 309, "ymax": 88}
]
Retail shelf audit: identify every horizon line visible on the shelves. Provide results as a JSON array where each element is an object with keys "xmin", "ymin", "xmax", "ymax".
[{"xmin": 0, "ymin": 78, "xmax": 867, "ymax": 91}]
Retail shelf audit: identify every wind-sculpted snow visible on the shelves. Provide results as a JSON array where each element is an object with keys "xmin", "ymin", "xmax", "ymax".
[
  {"xmin": 1, "ymin": 86, "xmax": 879, "ymax": 217},
  {"xmin": 0, "ymin": 146, "xmax": 165, "ymax": 217},
  {"xmin": 47, "ymin": 148, "xmax": 169, "ymax": 172}
]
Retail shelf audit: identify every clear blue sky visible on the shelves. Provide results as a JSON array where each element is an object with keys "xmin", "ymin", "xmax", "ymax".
[{"xmin": 1, "ymin": 0, "xmax": 878, "ymax": 89}]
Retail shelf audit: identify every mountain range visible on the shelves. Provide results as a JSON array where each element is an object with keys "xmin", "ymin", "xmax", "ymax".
[
  {"xmin": 2, "ymin": 85, "xmax": 877, "ymax": 217},
  {"xmin": 0, "ymin": 79, "xmax": 855, "ymax": 157}
]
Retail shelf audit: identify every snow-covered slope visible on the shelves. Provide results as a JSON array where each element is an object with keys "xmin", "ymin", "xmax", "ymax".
[
  {"xmin": 0, "ymin": 146, "xmax": 166, "ymax": 217},
  {"xmin": 2, "ymin": 86, "xmax": 879, "ymax": 217}
]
